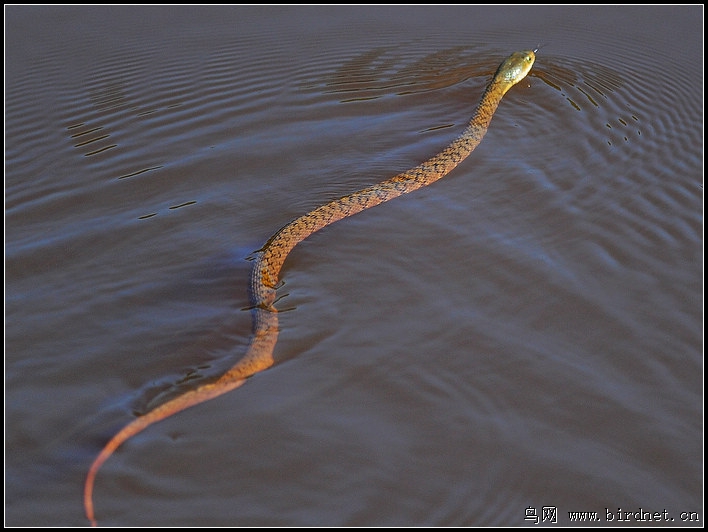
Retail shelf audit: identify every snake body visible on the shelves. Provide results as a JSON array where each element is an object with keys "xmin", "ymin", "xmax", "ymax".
[{"xmin": 84, "ymin": 50, "xmax": 535, "ymax": 525}]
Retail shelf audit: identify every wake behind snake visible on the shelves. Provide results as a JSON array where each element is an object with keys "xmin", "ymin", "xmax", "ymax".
[{"xmin": 84, "ymin": 49, "xmax": 536, "ymax": 525}]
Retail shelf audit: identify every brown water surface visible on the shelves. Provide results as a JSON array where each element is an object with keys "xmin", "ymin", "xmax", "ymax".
[{"xmin": 5, "ymin": 6, "xmax": 702, "ymax": 526}]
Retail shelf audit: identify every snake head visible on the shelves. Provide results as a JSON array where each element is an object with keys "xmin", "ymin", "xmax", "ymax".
[{"xmin": 495, "ymin": 50, "xmax": 536, "ymax": 92}]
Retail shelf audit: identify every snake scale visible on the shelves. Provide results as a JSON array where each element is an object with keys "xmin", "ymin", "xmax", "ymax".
[{"xmin": 84, "ymin": 49, "xmax": 535, "ymax": 525}]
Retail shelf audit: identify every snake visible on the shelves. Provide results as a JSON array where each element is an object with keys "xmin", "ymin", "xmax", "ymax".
[{"xmin": 84, "ymin": 49, "xmax": 535, "ymax": 525}]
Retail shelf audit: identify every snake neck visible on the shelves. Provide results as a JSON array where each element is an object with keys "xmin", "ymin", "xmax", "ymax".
[{"xmin": 465, "ymin": 78, "xmax": 508, "ymax": 137}]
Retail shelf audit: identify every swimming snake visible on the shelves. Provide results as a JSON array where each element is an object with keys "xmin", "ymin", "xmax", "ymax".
[{"xmin": 84, "ymin": 49, "xmax": 536, "ymax": 525}]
